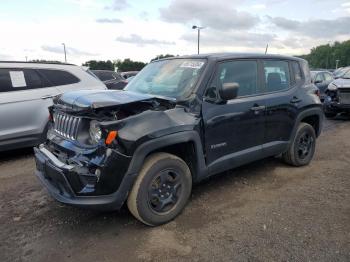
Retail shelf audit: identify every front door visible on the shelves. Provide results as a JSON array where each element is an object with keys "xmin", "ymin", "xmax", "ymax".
[{"xmin": 202, "ymin": 60, "xmax": 266, "ymax": 174}]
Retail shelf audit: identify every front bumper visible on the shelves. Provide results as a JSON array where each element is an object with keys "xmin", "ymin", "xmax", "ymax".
[
  {"xmin": 34, "ymin": 145, "xmax": 137, "ymax": 210},
  {"xmin": 323, "ymin": 99, "xmax": 350, "ymax": 112}
]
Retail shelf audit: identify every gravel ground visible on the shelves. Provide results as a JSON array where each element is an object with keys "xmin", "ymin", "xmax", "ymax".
[{"xmin": 0, "ymin": 117, "xmax": 349, "ymax": 262}]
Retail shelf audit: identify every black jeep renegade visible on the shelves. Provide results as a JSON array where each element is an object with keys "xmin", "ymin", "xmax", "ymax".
[{"xmin": 34, "ymin": 53, "xmax": 323, "ymax": 226}]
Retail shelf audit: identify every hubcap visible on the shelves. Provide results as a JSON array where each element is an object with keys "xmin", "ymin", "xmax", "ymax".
[
  {"xmin": 297, "ymin": 132, "xmax": 314, "ymax": 160},
  {"xmin": 148, "ymin": 169, "xmax": 182, "ymax": 213}
]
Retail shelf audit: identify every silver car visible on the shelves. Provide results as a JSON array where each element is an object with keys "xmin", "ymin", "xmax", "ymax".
[{"xmin": 0, "ymin": 62, "xmax": 107, "ymax": 151}]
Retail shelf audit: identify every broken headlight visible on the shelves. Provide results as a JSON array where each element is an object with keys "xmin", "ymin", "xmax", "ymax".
[
  {"xmin": 89, "ymin": 120, "xmax": 102, "ymax": 144},
  {"xmin": 327, "ymin": 83, "xmax": 338, "ymax": 91}
]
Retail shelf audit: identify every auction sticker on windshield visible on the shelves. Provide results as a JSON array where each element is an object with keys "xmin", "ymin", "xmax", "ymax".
[{"xmin": 180, "ymin": 61, "xmax": 204, "ymax": 69}]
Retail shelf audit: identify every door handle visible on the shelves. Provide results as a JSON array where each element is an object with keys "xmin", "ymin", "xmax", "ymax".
[
  {"xmin": 250, "ymin": 105, "xmax": 266, "ymax": 111},
  {"xmin": 41, "ymin": 94, "xmax": 55, "ymax": 99},
  {"xmin": 290, "ymin": 97, "xmax": 302, "ymax": 103}
]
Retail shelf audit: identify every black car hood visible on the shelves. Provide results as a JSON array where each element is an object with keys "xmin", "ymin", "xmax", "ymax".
[{"xmin": 56, "ymin": 90, "xmax": 168, "ymax": 110}]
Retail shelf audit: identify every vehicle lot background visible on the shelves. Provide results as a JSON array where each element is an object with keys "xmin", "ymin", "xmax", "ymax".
[{"xmin": 1, "ymin": 118, "xmax": 349, "ymax": 262}]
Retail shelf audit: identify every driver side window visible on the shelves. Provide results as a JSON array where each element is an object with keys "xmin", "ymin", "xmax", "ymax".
[{"xmin": 205, "ymin": 60, "xmax": 258, "ymax": 100}]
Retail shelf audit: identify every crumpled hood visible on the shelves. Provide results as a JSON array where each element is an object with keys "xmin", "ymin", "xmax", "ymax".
[
  {"xmin": 56, "ymin": 90, "xmax": 157, "ymax": 110},
  {"xmin": 332, "ymin": 78, "xmax": 350, "ymax": 88}
]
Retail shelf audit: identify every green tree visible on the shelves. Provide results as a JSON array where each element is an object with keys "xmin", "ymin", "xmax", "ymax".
[
  {"xmin": 299, "ymin": 40, "xmax": 350, "ymax": 69},
  {"xmin": 114, "ymin": 58, "xmax": 146, "ymax": 72},
  {"xmin": 82, "ymin": 60, "xmax": 114, "ymax": 70},
  {"xmin": 150, "ymin": 54, "xmax": 176, "ymax": 62}
]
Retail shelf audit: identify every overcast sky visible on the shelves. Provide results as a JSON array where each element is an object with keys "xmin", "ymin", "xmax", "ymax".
[{"xmin": 1, "ymin": 0, "xmax": 350, "ymax": 64}]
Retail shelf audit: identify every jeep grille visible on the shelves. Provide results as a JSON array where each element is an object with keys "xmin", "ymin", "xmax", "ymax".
[
  {"xmin": 53, "ymin": 112, "xmax": 81, "ymax": 140},
  {"xmin": 339, "ymin": 89, "xmax": 350, "ymax": 105}
]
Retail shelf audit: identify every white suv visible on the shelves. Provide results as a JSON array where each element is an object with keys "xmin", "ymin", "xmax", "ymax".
[{"xmin": 0, "ymin": 62, "xmax": 107, "ymax": 151}]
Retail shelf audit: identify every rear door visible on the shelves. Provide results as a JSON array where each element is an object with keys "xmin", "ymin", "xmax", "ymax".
[
  {"xmin": 0, "ymin": 68, "xmax": 60, "ymax": 148},
  {"xmin": 262, "ymin": 60, "xmax": 300, "ymax": 155}
]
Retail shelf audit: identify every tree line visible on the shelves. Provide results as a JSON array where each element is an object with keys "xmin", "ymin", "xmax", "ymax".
[
  {"xmin": 299, "ymin": 40, "xmax": 350, "ymax": 69},
  {"xmin": 83, "ymin": 54, "xmax": 175, "ymax": 72}
]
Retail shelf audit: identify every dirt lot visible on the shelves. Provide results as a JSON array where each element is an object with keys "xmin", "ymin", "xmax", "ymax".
[{"xmin": 1, "ymin": 118, "xmax": 349, "ymax": 262}]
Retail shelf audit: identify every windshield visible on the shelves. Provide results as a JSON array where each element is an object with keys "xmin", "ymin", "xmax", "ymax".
[
  {"xmin": 342, "ymin": 70, "xmax": 350, "ymax": 79},
  {"xmin": 125, "ymin": 59, "xmax": 206, "ymax": 99},
  {"xmin": 335, "ymin": 68, "xmax": 349, "ymax": 78}
]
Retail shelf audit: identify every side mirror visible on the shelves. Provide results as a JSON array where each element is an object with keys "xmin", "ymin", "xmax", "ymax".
[{"xmin": 219, "ymin": 82, "xmax": 239, "ymax": 101}]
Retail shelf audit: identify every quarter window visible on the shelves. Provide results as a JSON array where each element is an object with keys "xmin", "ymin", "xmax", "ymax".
[
  {"xmin": 291, "ymin": 61, "xmax": 303, "ymax": 85},
  {"xmin": 213, "ymin": 60, "xmax": 259, "ymax": 98},
  {"xmin": 263, "ymin": 60, "xmax": 290, "ymax": 92}
]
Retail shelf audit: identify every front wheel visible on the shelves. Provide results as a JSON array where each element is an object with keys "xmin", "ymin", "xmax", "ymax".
[
  {"xmin": 127, "ymin": 153, "xmax": 192, "ymax": 226},
  {"xmin": 282, "ymin": 123, "xmax": 316, "ymax": 166}
]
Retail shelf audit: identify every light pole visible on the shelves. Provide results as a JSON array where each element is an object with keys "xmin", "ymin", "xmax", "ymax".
[
  {"xmin": 336, "ymin": 59, "xmax": 340, "ymax": 69},
  {"xmin": 62, "ymin": 43, "xmax": 67, "ymax": 63},
  {"xmin": 265, "ymin": 44, "xmax": 269, "ymax": 54},
  {"xmin": 192, "ymin": 25, "xmax": 205, "ymax": 54}
]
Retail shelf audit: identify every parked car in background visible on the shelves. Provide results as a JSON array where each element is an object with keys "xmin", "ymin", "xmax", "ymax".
[
  {"xmin": 34, "ymin": 53, "xmax": 323, "ymax": 226},
  {"xmin": 324, "ymin": 69, "xmax": 350, "ymax": 118},
  {"xmin": 311, "ymin": 70, "xmax": 334, "ymax": 102},
  {"xmin": 121, "ymin": 71, "xmax": 139, "ymax": 79},
  {"xmin": 0, "ymin": 61, "xmax": 107, "ymax": 152},
  {"xmin": 333, "ymin": 66, "xmax": 350, "ymax": 79},
  {"xmin": 125, "ymin": 75, "xmax": 135, "ymax": 83},
  {"xmin": 91, "ymin": 70, "xmax": 127, "ymax": 90}
]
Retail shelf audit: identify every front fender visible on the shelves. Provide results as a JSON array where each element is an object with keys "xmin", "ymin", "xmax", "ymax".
[{"xmin": 125, "ymin": 131, "xmax": 207, "ymax": 182}]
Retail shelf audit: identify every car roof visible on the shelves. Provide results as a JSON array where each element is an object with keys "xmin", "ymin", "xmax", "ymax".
[
  {"xmin": 91, "ymin": 70, "xmax": 117, "ymax": 73},
  {"xmin": 121, "ymin": 71, "xmax": 139, "ymax": 74},
  {"xmin": 311, "ymin": 70, "xmax": 332, "ymax": 74},
  {"xmin": 156, "ymin": 53, "xmax": 305, "ymax": 62},
  {"xmin": 0, "ymin": 61, "xmax": 75, "ymax": 66},
  {"xmin": 0, "ymin": 61, "xmax": 80, "ymax": 70}
]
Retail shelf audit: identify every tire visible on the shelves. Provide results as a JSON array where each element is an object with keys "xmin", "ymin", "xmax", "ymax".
[
  {"xmin": 324, "ymin": 111, "xmax": 337, "ymax": 118},
  {"xmin": 127, "ymin": 153, "xmax": 192, "ymax": 226},
  {"xmin": 282, "ymin": 123, "xmax": 316, "ymax": 167}
]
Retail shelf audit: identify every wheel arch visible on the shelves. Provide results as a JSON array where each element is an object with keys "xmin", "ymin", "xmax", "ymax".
[
  {"xmin": 291, "ymin": 107, "xmax": 324, "ymax": 140},
  {"xmin": 126, "ymin": 131, "xmax": 207, "ymax": 183}
]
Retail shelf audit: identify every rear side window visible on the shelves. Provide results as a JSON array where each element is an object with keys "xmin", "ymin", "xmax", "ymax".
[
  {"xmin": 213, "ymin": 60, "xmax": 259, "ymax": 97},
  {"xmin": 0, "ymin": 69, "xmax": 12, "ymax": 91},
  {"xmin": 0, "ymin": 69, "xmax": 44, "ymax": 92},
  {"xmin": 323, "ymin": 73, "xmax": 333, "ymax": 81},
  {"xmin": 315, "ymin": 73, "xmax": 324, "ymax": 82},
  {"xmin": 291, "ymin": 61, "xmax": 303, "ymax": 85},
  {"xmin": 263, "ymin": 60, "xmax": 290, "ymax": 92},
  {"xmin": 94, "ymin": 71, "xmax": 122, "ymax": 81},
  {"xmin": 38, "ymin": 69, "xmax": 80, "ymax": 86}
]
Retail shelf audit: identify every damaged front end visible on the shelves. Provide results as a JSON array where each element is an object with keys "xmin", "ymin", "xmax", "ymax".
[
  {"xmin": 324, "ymin": 82, "xmax": 350, "ymax": 114},
  {"xmin": 34, "ymin": 90, "xmax": 177, "ymax": 210}
]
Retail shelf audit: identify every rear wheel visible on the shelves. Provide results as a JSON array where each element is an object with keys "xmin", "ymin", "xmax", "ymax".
[
  {"xmin": 282, "ymin": 123, "xmax": 316, "ymax": 166},
  {"xmin": 127, "ymin": 153, "xmax": 192, "ymax": 226}
]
